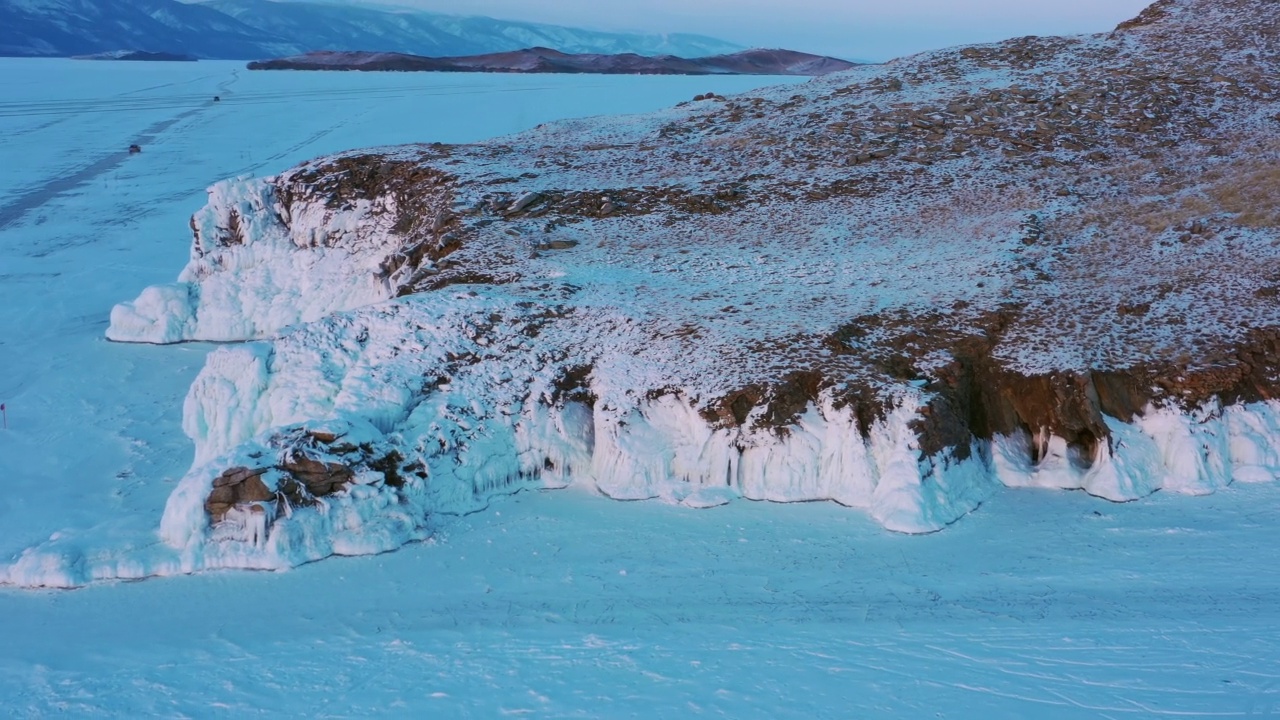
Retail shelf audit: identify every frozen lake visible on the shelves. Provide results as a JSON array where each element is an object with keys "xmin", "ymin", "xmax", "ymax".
[{"xmin": 1, "ymin": 58, "xmax": 1279, "ymax": 717}]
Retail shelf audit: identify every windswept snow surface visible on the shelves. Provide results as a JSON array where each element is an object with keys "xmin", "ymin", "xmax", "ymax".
[{"xmin": 6, "ymin": 486, "xmax": 1280, "ymax": 717}]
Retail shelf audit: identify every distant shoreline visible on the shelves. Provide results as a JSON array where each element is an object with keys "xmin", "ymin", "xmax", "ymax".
[
  {"xmin": 72, "ymin": 51, "xmax": 198, "ymax": 62},
  {"xmin": 248, "ymin": 47, "xmax": 858, "ymax": 77}
]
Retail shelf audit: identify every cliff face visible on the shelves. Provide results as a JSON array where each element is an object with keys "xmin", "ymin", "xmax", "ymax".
[{"xmin": 107, "ymin": 0, "xmax": 1280, "ymax": 571}]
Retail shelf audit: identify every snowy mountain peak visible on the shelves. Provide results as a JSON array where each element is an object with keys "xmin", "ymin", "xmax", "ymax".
[
  {"xmin": 0, "ymin": 0, "xmax": 294, "ymax": 57},
  {"xmin": 0, "ymin": 0, "xmax": 744, "ymax": 59},
  {"xmin": 198, "ymin": 0, "xmax": 744, "ymax": 58}
]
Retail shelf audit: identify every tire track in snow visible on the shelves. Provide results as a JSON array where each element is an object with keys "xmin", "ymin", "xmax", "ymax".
[
  {"xmin": 0, "ymin": 69, "xmax": 495, "ymax": 232},
  {"xmin": 0, "ymin": 72, "xmax": 241, "ymax": 232},
  {"xmin": 0, "ymin": 82, "xmax": 562, "ymax": 119}
]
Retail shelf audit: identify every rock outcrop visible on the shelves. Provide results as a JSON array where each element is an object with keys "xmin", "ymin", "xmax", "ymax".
[
  {"xmin": 196, "ymin": 424, "xmax": 427, "ymax": 547},
  {"xmin": 109, "ymin": 0, "xmax": 1280, "ymax": 571},
  {"xmin": 205, "ymin": 466, "xmax": 275, "ymax": 522}
]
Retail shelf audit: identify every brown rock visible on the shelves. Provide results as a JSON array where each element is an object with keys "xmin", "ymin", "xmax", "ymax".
[
  {"xmin": 282, "ymin": 456, "xmax": 355, "ymax": 496},
  {"xmin": 538, "ymin": 240, "xmax": 579, "ymax": 250},
  {"xmin": 283, "ymin": 456, "xmax": 330, "ymax": 476},
  {"xmin": 207, "ymin": 485, "xmax": 235, "ymax": 505},
  {"xmin": 308, "ymin": 430, "xmax": 340, "ymax": 444},
  {"xmin": 238, "ymin": 474, "xmax": 276, "ymax": 503},
  {"xmin": 213, "ymin": 466, "xmax": 261, "ymax": 488}
]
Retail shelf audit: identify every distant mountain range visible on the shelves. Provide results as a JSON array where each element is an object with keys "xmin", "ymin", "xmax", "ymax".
[
  {"xmin": 0, "ymin": 0, "xmax": 745, "ymax": 60},
  {"xmin": 203, "ymin": 0, "xmax": 742, "ymax": 58},
  {"xmin": 73, "ymin": 50, "xmax": 199, "ymax": 61},
  {"xmin": 0, "ymin": 0, "xmax": 294, "ymax": 58},
  {"xmin": 249, "ymin": 47, "xmax": 859, "ymax": 76}
]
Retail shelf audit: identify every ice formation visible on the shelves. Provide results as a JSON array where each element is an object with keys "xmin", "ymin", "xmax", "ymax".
[
  {"xmin": 107, "ymin": 173, "xmax": 412, "ymax": 343},
  {"xmin": 142, "ymin": 289, "xmax": 1280, "ymax": 574}
]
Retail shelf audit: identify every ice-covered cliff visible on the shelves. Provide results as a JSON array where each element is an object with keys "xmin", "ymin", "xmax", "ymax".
[
  {"xmin": 107, "ymin": 157, "xmax": 460, "ymax": 343},
  {"xmin": 93, "ymin": 0, "xmax": 1280, "ymax": 578}
]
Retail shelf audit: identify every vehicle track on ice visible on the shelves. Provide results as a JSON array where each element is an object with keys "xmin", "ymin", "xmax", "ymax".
[{"xmin": 0, "ymin": 71, "xmax": 241, "ymax": 232}]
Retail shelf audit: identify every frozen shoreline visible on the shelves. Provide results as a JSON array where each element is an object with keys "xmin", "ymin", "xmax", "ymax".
[
  {"xmin": 86, "ymin": 0, "xmax": 1280, "ymax": 582},
  {"xmin": 0, "ymin": 59, "xmax": 804, "ymax": 587}
]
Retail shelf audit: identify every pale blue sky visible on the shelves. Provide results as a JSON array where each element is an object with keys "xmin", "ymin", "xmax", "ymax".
[{"xmin": 379, "ymin": 0, "xmax": 1154, "ymax": 60}]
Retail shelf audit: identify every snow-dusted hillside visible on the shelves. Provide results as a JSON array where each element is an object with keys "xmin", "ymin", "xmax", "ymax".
[
  {"xmin": 0, "ymin": 0, "xmax": 743, "ymax": 60},
  {"xmin": 98, "ymin": 0, "xmax": 1280, "ymax": 576},
  {"xmin": 0, "ymin": 0, "xmax": 294, "ymax": 58},
  {"xmin": 202, "ymin": 0, "xmax": 743, "ymax": 59}
]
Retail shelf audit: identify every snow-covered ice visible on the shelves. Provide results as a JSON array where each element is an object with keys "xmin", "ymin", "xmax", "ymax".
[{"xmin": 5, "ymin": 485, "xmax": 1280, "ymax": 717}]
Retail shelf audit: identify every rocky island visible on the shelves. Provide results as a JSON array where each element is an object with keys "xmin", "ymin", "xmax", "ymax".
[
  {"xmin": 248, "ymin": 46, "xmax": 858, "ymax": 76},
  {"xmin": 100, "ymin": 0, "xmax": 1280, "ymax": 575}
]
